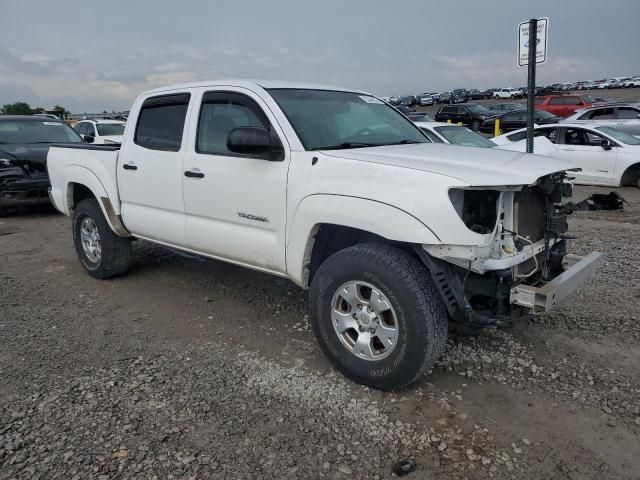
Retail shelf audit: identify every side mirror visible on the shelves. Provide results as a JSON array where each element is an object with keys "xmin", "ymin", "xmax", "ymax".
[
  {"xmin": 601, "ymin": 139, "xmax": 612, "ymax": 151},
  {"xmin": 227, "ymin": 127, "xmax": 283, "ymax": 161},
  {"xmin": 83, "ymin": 135, "xmax": 94, "ymax": 143}
]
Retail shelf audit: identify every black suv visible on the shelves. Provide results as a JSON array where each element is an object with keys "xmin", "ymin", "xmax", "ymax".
[{"xmin": 434, "ymin": 104, "xmax": 496, "ymax": 131}]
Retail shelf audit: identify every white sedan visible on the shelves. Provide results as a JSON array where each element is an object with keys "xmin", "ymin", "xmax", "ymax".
[
  {"xmin": 73, "ymin": 119, "xmax": 126, "ymax": 144},
  {"xmin": 493, "ymin": 123, "xmax": 640, "ymax": 187}
]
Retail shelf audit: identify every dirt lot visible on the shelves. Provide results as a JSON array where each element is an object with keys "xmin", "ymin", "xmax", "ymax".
[{"xmin": 1, "ymin": 185, "xmax": 639, "ymax": 480}]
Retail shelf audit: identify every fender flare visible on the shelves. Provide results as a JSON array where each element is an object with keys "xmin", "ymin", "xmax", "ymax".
[
  {"xmin": 63, "ymin": 165, "xmax": 129, "ymax": 237},
  {"xmin": 286, "ymin": 194, "xmax": 441, "ymax": 286}
]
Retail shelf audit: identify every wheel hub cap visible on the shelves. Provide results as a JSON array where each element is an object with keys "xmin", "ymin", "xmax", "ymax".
[
  {"xmin": 80, "ymin": 217, "xmax": 101, "ymax": 263},
  {"xmin": 331, "ymin": 281, "xmax": 399, "ymax": 361}
]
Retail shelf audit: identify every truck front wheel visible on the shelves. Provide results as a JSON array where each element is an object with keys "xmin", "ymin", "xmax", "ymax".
[
  {"xmin": 72, "ymin": 198, "xmax": 131, "ymax": 279},
  {"xmin": 309, "ymin": 243, "xmax": 447, "ymax": 390}
]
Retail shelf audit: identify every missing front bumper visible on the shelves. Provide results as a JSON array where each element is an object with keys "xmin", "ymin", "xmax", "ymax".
[{"xmin": 510, "ymin": 252, "xmax": 605, "ymax": 314}]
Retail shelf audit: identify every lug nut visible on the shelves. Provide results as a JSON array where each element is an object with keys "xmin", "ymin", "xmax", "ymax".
[
  {"xmin": 374, "ymin": 318, "xmax": 380, "ymax": 324},
  {"xmin": 357, "ymin": 304, "xmax": 363, "ymax": 310},
  {"xmin": 359, "ymin": 326, "xmax": 365, "ymax": 332},
  {"xmin": 367, "ymin": 306, "xmax": 374, "ymax": 313}
]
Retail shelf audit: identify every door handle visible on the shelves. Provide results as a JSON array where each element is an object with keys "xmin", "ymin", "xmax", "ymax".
[
  {"xmin": 122, "ymin": 162, "xmax": 137, "ymax": 170},
  {"xmin": 184, "ymin": 169, "xmax": 205, "ymax": 179}
]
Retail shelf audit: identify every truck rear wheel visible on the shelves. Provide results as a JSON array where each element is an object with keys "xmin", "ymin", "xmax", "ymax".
[
  {"xmin": 309, "ymin": 243, "xmax": 447, "ymax": 390},
  {"xmin": 72, "ymin": 198, "xmax": 131, "ymax": 279}
]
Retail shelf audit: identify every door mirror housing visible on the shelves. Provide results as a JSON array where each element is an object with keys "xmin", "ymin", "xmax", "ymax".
[
  {"xmin": 83, "ymin": 135, "xmax": 95, "ymax": 143},
  {"xmin": 227, "ymin": 127, "xmax": 283, "ymax": 161},
  {"xmin": 601, "ymin": 139, "xmax": 612, "ymax": 151}
]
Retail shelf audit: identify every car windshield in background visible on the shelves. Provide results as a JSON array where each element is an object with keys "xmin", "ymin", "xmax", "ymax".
[
  {"xmin": 433, "ymin": 126, "xmax": 496, "ymax": 148},
  {"xmin": 0, "ymin": 120, "xmax": 83, "ymax": 144},
  {"xmin": 466, "ymin": 104, "xmax": 491, "ymax": 114},
  {"xmin": 267, "ymin": 89, "xmax": 428, "ymax": 150},
  {"xmin": 96, "ymin": 123, "xmax": 125, "ymax": 136},
  {"xmin": 581, "ymin": 95, "xmax": 596, "ymax": 103},
  {"xmin": 596, "ymin": 126, "xmax": 640, "ymax": 145},
  {"xmin": 535, "ymin": 110, "xmax": 557, "ymax": 119}
]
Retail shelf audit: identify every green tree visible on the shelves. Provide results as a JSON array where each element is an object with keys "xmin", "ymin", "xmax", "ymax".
[
  {"xmin": 1, "ymin": 101, "xmax": 33, "ymax": 115},
  {"xmin": 52, "ymin": 105, "xmax": 70, "ymax": 118}
]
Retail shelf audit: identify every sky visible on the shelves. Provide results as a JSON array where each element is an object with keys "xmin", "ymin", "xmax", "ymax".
[{"xmin": 1, "ymin": 0, "xmax": 638, "ymax": 113}]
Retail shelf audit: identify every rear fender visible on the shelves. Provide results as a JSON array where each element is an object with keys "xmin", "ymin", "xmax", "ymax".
[{"xmin": 63, "ymin": 165, "xmax": 129, "ymax": 237}]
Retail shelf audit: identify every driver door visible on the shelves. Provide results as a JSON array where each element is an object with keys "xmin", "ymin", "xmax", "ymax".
[{"xmin": 181, "ymin": 88, "xmax": 290, "ymax": 273}]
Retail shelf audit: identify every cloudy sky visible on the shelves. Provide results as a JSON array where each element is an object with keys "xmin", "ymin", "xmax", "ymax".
[{"xmin": 1, "ymin": 0, "xmax": 638, "ymax": 113}]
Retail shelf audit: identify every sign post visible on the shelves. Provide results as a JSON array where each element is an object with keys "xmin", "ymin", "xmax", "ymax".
[{"xmin": 518, "ymin": 17, "xmax": 548, "ymax": 153}]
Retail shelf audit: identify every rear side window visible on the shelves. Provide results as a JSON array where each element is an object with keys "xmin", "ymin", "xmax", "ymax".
[
  {"xmin": 534, "ymin": 98, "xmax": 543, "ymax": 104},
  {"xmin": 549, "ymin": 97, "xmax": 564, "ymax": 105},
  {"xmin": 134, "ymin": 93, "xmax": 190, "ymax": 151}
]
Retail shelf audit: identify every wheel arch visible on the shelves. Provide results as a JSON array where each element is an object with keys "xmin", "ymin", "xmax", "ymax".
[
  {"xmin": 619, "ymin": 162, "xmax": 640, "ymax": 187},
  {"xmin": 64, "ymin": 166, "xmax": 129, "ymax": 237},
  {"xmin": 286, "ymin": 194, "xmax": 441, "ymax": 288}
]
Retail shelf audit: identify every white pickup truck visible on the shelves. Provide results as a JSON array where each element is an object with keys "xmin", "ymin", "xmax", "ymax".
[{"xmin": 47, "ymin": 80, "xmax": 604, "ymax": 390}]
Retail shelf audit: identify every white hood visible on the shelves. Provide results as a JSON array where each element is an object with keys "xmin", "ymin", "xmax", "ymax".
[{"xmin": 320, "ymin": 143, "xmax": 575, "ymax": 186}]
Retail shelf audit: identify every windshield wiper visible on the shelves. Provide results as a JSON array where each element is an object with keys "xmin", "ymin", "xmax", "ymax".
[
  {"xmin": 385, "ymin": 139, "xmax": 422, "ymax": 146},
  {"xmin": 313, "ymin": 142, "xmax": 376, "ymax": 150}
]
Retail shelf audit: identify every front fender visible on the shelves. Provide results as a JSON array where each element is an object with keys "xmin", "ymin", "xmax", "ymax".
[{"xmin": 286, "ymin": 194, "xmax": 441, "ymax": 286}]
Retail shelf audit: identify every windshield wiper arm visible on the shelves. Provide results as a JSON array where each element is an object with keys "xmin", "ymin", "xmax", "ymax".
[
  {"xmin": 386, "ymin": 139, "xmax": 422, "ymax": 146},
  {"xmin": 314, "ymin": 142, "xmax": 376, "ymax": 150}
]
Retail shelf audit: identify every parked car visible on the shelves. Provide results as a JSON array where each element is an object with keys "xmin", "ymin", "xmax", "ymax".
[
  {"xmin": 465, "ymin": 89, "xmax": 485, "ymax": 101},
  {"xmin": 493, "ymin": 88, "xmax": 523, "ymax": 99},
  {"xmin": 622, "ymin": 77, "xmax": 640, "ymax": 88},
  {"xmin": 399, "ymin": 95, "xmax": 416, "ymax": 106},
  {"xmin": 480, "ymin": 109, "xmax": 560, "ymax": 134},
  {"xmin": 451, "ymin": 89, "xmax": 467, "ymax": 104},
  {"xmin": 439, "ymin": 92, "xmax": 452, "ymax": 104},
  {"xmin": 388, "ymin": 96, "xmax": 400, "ymax": 106},
  {"xmin": 73, "ymin": 119, "xmax": 126, "ymax": 144},
  {"xmin": 535, "ymin": 94, "xmax": 599, "ymax": 118},
  {"xmin": 0, "ymin": 115, "xmax": 84, "ymax": 210},
  {"xmin": 417, "ymin": 93, "xmax": 434, "ymax": 106},
  {"xmin": 561, "ymin": 103, "xmax": 640, "ymax": 137},
  {"xmin": 488, "ymin": 103, "xmax": 526, "ymax": 113},
  {"xmin": 493, "ymin": 123, "xmax": 640, "ymax": 187},
  {"xmin": 415, "ymin": 122, "xmax": 496, "ymax": 147},
  {"xmin": 434, "ymin": 103, "xmax": 496, "ymax": 131},
  {"xmin": 46, "ymin": 80, "xmax": 602, "ymax": 390}
]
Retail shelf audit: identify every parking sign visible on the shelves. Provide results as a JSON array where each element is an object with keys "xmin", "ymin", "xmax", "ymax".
[{"xmin": 518, "ymin": 17, "xmax": 548, "ymax": 67}]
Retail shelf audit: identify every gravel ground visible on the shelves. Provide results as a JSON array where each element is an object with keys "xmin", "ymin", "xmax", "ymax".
[{"xmin": 1, "ymin": 185, "xmax": 639, "ymax": 479}]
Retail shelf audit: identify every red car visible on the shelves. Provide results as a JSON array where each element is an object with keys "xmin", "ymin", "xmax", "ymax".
[{"xmin": 535, "ymin": 94, "xmax": 598, "ymax": 118}]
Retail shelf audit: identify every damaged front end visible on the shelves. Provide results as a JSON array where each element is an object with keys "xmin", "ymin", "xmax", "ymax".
[
  {"xmin": 418, "ymin": 173, "xmax": 604, "ymax": 329},
  {"xmin": 0, "ymin": 156, "xmax": 50, "ymax": 208}
]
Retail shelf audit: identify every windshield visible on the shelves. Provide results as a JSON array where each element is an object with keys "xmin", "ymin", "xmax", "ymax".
[
  {"xmin": 466, "ymin": 104, "xmax": 491, "ymax": 114},
  {"xmin": 596, "ymin": 126, "xmax": 640, "ymax": 145},
  {"xmin": 267, "ymin": 89, "xmax": 428, "ymax": 150},
  {"xmin": 0, "ymin": 120, "xmax": 83, "ymax": 144},
  {"xmin": 433, "ymin": 126, "xmax": 496, "ymax": 147},
  {"xmin": 581, "ymin": 95, "xmax": 596, "ymax": 103},
  {"xmin": 96, "ymin": 123, "xmax": 125, "ymax": 136}
]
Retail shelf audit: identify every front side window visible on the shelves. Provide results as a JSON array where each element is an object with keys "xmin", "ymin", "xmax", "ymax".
[
  {"xmin": 197, "ymin": 92, "xmax": 269, "ymax": 156},
  {"xmin": 268, "ymin": 89, "xmax": 427, "ymax": 150},
  {"xmin": 596, "ymin": 126, "xmax": 640, "ymax": 145},
  {"xmin": 420, "ymin": 128, "xmax": 443, "ymax": 143},
  {"xmin": 0, "ymin": 120, "xmax": 83, "ymax": 144},
  {"xmin": 134, "ymin": 93, "xmax": 190, "ymax": 151}
]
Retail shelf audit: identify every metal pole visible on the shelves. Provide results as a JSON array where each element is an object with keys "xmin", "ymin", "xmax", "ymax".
[{"xmin": 526, "ymin": 18, "xmax": 537, "ymax": 154}]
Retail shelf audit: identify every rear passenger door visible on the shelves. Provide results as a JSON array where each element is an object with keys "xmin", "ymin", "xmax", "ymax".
[
  {"xmin": 118, "ymin": 92, "xmax": 193, "ymax": 246},
  {"xmin": 181, "ymin": 89, "xmax": 290, "ymax": 273}
]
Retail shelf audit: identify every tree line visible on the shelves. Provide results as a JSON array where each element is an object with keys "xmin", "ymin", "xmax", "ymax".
[{"xmin": 1, "ymin": 102, "xmax": 70, "ymax": 118}]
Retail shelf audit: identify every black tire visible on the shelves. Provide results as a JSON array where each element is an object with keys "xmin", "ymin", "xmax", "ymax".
[
  {"xmin": 72, "ymin": 198, "xmax": 131, "ymax": 279},
  {"xmin": 309, "ymin": 243, "xmax": 447, "ymax": 390}
]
